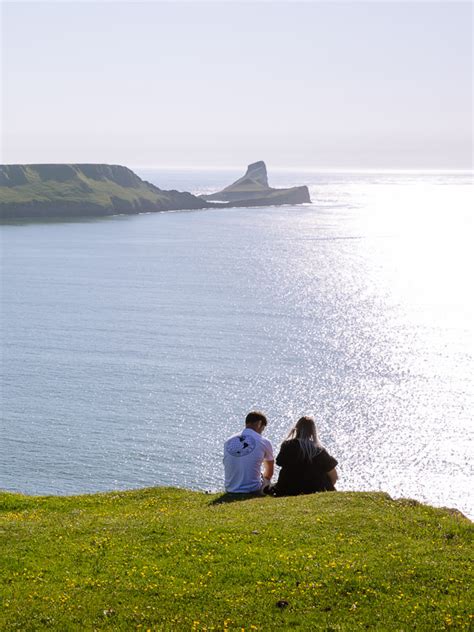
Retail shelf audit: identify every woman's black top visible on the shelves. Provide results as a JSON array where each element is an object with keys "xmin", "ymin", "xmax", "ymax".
[{"xmin": 273, "ymin": 439, "xmax": 338, "ymax": 496}]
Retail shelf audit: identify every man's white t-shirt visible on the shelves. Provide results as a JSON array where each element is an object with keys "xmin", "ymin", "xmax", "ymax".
[{"xmin": 223, "ymin": 427, "xmax": 274, "ymax": 493}]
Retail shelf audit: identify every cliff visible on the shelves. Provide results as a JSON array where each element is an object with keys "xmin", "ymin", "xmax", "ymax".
[
  {"xmin": 0, "ymin": 162, "xmax": 311, "ymax": 220},
  {"xmin": 0, "ymin": 164, "xmax": 214, "ymax": 220},
  {"xmin": 200, "ymin": 160, "xmax": 311, "ymax": 205},
  {"xmin": 0, "ymin": 488, "xmax": 471, "ymax": 630}
]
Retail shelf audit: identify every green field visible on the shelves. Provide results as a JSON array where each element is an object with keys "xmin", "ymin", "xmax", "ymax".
[{"xmin": 1, "ymin": 488, "xmax": 472, "ymax": 630}]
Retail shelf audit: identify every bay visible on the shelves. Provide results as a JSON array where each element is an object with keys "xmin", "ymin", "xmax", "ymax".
[{"xmin": 1, "ymin": 168, "xmax": 472, "ymax": 517}]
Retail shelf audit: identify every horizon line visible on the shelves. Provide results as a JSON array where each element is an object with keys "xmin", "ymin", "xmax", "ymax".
[
  {"xmin": 131, "ymin": 165, "xmax": 474, "ymax": 174},
  {"xmin": 1, "ymin": 162, "xmax": 472, "ymax": 175}
]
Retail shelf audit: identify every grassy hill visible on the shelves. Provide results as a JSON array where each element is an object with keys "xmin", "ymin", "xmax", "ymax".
[
  {"xmin": 0, "ymin": 164, "xmax": 213, "ymax": 219},
  {"xmin": 1, "ymin": 488, "xmax": 472, "ymax": 630}
]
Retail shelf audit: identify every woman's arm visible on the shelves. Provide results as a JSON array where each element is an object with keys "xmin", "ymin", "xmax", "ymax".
[
  {"xmin": 327, "ymin": 468, "xmax": 338, "ymax": 486},
  {"xmin": 262, "ymin": 459, "xmax": 274, "ymax": 481}
]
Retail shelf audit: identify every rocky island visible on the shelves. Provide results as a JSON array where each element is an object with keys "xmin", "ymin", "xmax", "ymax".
[
  {"xmin": 200, "ymin": 160, "xmax": 311, "ymax": 206},
  {"xmin": 0, "ymin": 161, "xmax": 311, "ymax": 220}
]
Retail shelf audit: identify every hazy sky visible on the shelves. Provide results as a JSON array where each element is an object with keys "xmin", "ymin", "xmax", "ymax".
[{"xmin": 1, "ymin": 1, "xmax": 472, "ymax": 168}]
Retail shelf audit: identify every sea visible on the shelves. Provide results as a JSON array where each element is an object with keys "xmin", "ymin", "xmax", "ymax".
[{"xmin": 1, "ymin": 168, "xmax": 473, "ymax": 518}]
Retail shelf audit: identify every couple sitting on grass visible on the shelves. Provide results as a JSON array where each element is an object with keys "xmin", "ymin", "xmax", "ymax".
[{"xmin": 224, "ymin": 411, "xmax": 338, "ymax": 496}]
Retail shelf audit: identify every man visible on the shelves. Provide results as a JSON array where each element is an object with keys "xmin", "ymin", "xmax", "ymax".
[{"xmin": 223, "ymin": 411, "xmax": 274, "ymax": 493}]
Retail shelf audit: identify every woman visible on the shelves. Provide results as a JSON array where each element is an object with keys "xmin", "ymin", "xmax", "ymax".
[{"xmin": 273, "ymin": 416, "xmax": 338, "ymax": 496}]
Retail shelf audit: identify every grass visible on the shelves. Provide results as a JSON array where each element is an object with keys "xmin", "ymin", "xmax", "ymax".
[
  {"xmin": 0, "ymin": 488, "xmax": 472, "ymax": 630},
  {"xmin": 0, "ymin": 168, "xmax": 168, "ymax": 207}
]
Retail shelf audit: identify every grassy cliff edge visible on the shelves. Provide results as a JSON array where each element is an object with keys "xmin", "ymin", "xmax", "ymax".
[
  {"xmin": 0, "ymin": 164, "xmax": 214, "ymax": 219},
  {"xmin": 1, "ymin": 488, "xmax": 472, "ymax": 630}
]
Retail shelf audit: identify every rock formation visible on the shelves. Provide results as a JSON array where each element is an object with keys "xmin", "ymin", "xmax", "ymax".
[{"xmin": 200, "ymin": 161, "xmax": 311, "ymax": 205}]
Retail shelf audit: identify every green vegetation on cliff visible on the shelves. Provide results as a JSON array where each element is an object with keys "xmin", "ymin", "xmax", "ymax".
[
  {"xmin": 0, "ymin": 164, "xmax": 211, "ymax": 219},
  {"xmin": 1, "ymin": 488, "xmax": 471, "ymax": 630}
]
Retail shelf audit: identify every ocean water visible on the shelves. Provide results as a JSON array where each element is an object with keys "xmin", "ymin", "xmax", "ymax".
[{"xmin": 1, "ymin": 168, "xmax": 473, "ymax": 517}]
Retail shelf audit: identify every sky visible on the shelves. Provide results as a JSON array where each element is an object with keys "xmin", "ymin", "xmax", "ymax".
[{"xmin": 1, "ymin": 1, "xmax": 472, "ymax": 169}]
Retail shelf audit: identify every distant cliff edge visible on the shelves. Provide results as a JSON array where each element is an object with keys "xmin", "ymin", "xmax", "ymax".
[
  {"xmin": 0, "ymin": 164, "xmax": 214, "ymax": 220},
  {"xmin": 0, "ymin": 162, "xmax": 311, "ymax": 220}
]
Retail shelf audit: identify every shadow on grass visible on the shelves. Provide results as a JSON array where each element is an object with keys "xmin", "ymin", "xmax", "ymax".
[{"xmin": 209, "ymin": 492, "xmax": 267, "ymax": 506}]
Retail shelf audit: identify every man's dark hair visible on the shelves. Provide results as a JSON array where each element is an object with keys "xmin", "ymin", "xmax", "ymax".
[{"xmin": 245, "ymin": 411, "xmax": 267, "ymax": 427}]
